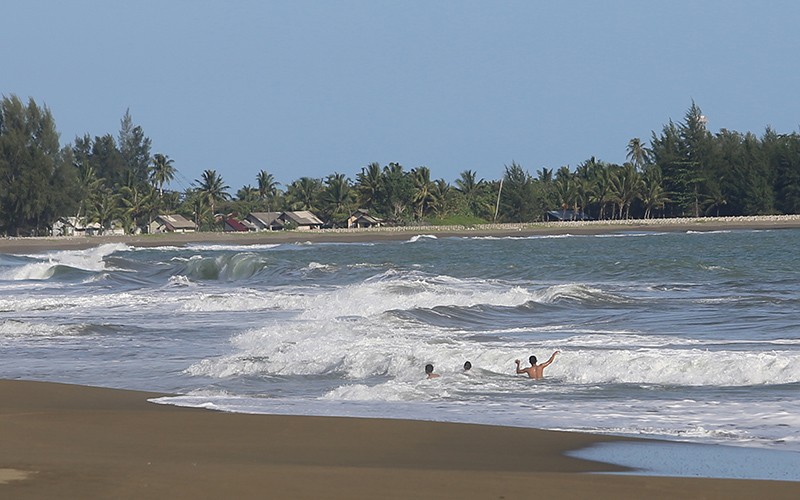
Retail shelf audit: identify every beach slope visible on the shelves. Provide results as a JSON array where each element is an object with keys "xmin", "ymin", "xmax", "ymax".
[{"xmin": 1, "ymin": 380, "xmax": 798, "ymax": 499}]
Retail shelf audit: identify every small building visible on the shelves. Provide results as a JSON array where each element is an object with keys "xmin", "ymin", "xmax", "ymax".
[
  {"xmin": 245, "ymin": 212, "xmax": 285, "ymax": 231},
  {"xmin": 51, "ymin": 216, "xmax": 104, "ymax": 236},
  {"xmin": 223, "ymin": 217, "xmax": 251, "ymax": 232},
  {"xmin": 52, "ymin": 217, "xmax": 82, "ymax": 237},
  {"xmin": 280, "ymin": 211, "xmax": 324, "ymax": 230},
  {"xmin": 347, "ymin": 209, "xmax": 383, "ymax": 229},
  {"xmin": 149, "ymin": 214, "xmax": 197, "ymax": 233}
]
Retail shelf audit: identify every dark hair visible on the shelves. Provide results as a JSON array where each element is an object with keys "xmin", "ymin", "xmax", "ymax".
[
  {"xmin": 425, "ymin": 363, "xmax": 434, "ymax": 374},
  {"xmin": 463, "ymin": 361, "xmax": 472, "ymax": 370},
  {"xmin": 529, "ymin": 355, "xmax": 537, "ymax": 365}
]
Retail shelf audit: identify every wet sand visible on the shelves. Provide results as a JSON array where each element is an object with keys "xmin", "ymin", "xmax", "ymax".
[
  {"xmin": 3, "ymin": 215, "xmax": 800, "ymax": 254},
  {"xmin": 2, "ymin": 380, "xmax": 799, "ymax": 499}
]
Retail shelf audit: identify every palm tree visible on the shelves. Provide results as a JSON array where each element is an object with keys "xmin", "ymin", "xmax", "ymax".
[
  {"xmin": 411, "ymin": 166, "xmax": 436, "ymax": 220},
  {"xmin": 194, "ymin": 169, "xmax": 230, "ymax": 217},
  {"xmin": 588, "ymin": 164, "xmax": 615, "ymax": 220},
  {"xmin": 356, "ymin": 162, "xmax": 383, "ymax": 210},
  {"xmin": 381, "ymin": 163, "xmax": 413, "ymax": 220},
  {"xmin": 286, "ymin": 177, "xmax": 322, "ymax": 211},
  {"xmin": 119, "ymin": 183, "xmax": 154, "ymax": 233},
  {"xmin": 430, "ymin": 178, "xmax": 453, "ymax": 217},
  {"xmin": 149, "ymin": 153, "xmax": 175, "ymax": 199},
  {"xmin": 702, "ymin": 177, "xmax": 728, "ymax": 217},
  {"xmin": 320, "ymin": 173, "xmax": 354, "ymax": 224},
  {"xmin": 640, "ymin": 165, "xmax": 670, "ymax": 219},
  {"xmin": 237, "ymin": 185, "xmax": 260, "ymax": 202},
  {"xmin": 455, "ymin": 170, "xmax": 489, "ymax": 218},
  {"xmin": 612, "ymin": 163, "xmax": 643, "ymax": 219},
  {"xmin": 88, "ymin": 187, "xmax": 121, "ymax": 233},
  {"xmin": 626, "ymin": 138, "xmax": 651, "ymax": 171},
  {"xmin": 554, "ymin": 166, "xmax": 577, "ymax": 219},
  {"xmin": 75, "ymin": 164, "xmax": 104, "ymax": 222},
  {"xmin": 256, "ymin": 169, "xmax": 280, "ymax": 209}
]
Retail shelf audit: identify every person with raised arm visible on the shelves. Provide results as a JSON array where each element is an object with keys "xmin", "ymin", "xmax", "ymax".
[{"xmin": 515, "ymin": 351, "xmax": 560, "ymax": 379}]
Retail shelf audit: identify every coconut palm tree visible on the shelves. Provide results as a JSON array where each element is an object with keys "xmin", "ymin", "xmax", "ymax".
[
  {"xmin": 588, "ymin": 164, "xmax": 615, "ymax": 220},
  {"xmin": 554, "ymin": 166, "xmax": 578, "ymax": 219},
  {"xmin": 702, "ymin": 177, "xmax": 728, "ymax": 217},
  {"xmin": 640, "ymin": 165, "xmax": 670, "ymax": 219},
  {"xmin": 149, "ymin": 153, "xmax": 175, "ymax": 199},
  {"xmin": 119, "ymin": 183, "xmax": 155, "ymax": 233},
  {"xmin": 194, "ymin": 169, "xmax": 230, "ymax": 217},
  {"xmin": 430, "ymin": 178, "xmax": 453, "ymax": 217},
  {"xmin": 356, "ymin": 162, "xmax": 383, "ymax": 210},
  {"xmin": 74, "ymin": 164, "xmax": 104, "ymax": 222},
  {"xmin": 88, "ymin": 187, "xmax": 121, "ymax": 233},
  {"xmin": 455, "ymin": 170, "xmax": 489, "ymax": 218},
  {"xmin": 411, "ymin": 166, "xmax": 436, "ymax": 220},
  {"xmin": 286, "ymin": 177, "xmax": 322, "ymax": 211},
  {"xmin": 256, "ymin": 169, "xmax": 280, "ymax": 210},
  {"xmin": 612, "ymin": 163, "xmax": 643, "ymax": 219},
  {"xmin": 320, "ymin": 173, "xmax": 354, "ymax": 223},
  {"xmin": 626, "ymin": 138, "xmax": 651, "ymax": 171}
]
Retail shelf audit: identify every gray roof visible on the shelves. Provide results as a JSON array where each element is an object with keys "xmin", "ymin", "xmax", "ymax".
[
  {"xmin": 155, "ymin": 214, "xmax": 196, "ymax": 229},
  {"xmin": 246, "ymin": 212, "xmax": 284, "ymax": 227},
  {"xmin": 281, "ymin": 211, "xmax": 324, "ymax": 226}
]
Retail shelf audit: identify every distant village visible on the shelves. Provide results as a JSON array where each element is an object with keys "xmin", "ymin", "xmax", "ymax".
[{"xmin": 51, "ymin": 209, "xmax": 385, "ymax": 237}]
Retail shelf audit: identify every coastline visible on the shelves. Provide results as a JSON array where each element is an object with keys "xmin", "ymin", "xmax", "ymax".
[
  {"xmin": 2, "ymin": 214, "xmax": 800, "ymax": 254},
  {"xmin": 2, "ymin": 380, "xmax": 799, "ymax": 499}
]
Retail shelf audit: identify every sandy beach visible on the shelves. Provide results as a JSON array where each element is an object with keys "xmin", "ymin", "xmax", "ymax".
[
  {"xmin": 1, "ymin": 380, "xmax": 798, "ymax": 499},
  {"xmin": 2, "ymin": 215, "xmax": 800, "ymax": 254}
]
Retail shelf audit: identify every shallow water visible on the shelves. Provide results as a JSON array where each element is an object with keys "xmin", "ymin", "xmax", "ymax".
[{"xmin": 2, "ymin": 229, "xmax": 799, "ymax": 456}]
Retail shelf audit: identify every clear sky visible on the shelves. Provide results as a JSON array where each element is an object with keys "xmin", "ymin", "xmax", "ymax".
[{"xmin": 3, "ymin": 0, "xmax": 799, "ymax": 192}]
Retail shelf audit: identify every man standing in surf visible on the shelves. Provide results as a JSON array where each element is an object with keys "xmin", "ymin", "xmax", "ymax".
[{"xmin": 515, "ymin": 351, "xmax": 559, "ymax": 379}]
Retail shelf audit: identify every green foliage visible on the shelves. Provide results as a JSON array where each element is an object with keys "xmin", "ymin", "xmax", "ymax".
[
  {"xmin": 194, "ymin": 169, "xmax": 230, "ymax": 218},
  {"xmin": 0, "ymin": 95, "xmax": 77, "ymax": 235},
  {"xmin": 499, "ymin": 162, "xmax": 543, "ymax": 222},
  {"xmin": 3, "ymin": 96, "xmax": 800, "ymax": 236}
]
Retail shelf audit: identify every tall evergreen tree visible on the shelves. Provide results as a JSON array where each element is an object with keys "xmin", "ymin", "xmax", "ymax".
[
  {"xmin": 118, "ymin": 109, "xmax": 152, "ymax": 187},
  {"xmin": 0, "ymin": 95, "xmax": 76, "ymax": 235},
  {"xmin": 499, "ymin": 162, "xmax": 538, "ymax": 222}
]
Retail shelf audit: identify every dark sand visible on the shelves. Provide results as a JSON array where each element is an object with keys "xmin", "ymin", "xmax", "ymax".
[{"xmin": 2, "ymin": 380, "xmax": 799, "ymax": 499}]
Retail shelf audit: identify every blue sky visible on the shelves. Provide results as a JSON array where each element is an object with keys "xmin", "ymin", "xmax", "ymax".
[{"xmin": 3, "ymin": 0, "xmax": 799, "ymax": 192}]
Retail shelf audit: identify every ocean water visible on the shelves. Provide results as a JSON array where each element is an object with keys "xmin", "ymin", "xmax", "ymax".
[{"xmin": 2, "ymin": 229, "xmax": 800, "ymax": 456}]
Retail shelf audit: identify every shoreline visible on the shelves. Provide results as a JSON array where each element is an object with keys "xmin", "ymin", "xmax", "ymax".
[
  {"xmin": 2, "ymin": 380, "xmax": 799, "ymax": 499},
  {"xmin": 2, "ymin": 214, "xmax": 800, "ymax": 254}
]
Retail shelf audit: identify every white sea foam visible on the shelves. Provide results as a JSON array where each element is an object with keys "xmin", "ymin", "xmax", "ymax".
[
  {"xmin": 6, "ymin": 243, "xmax": 129, "ymax": 280},
  {"xmin": 0, "ymin": 319, "xmax": 78, "ymax": 338},
  {"xmin": 405, "ymin": 234, "xmax": 437, "ymax": 243},
  {"xmin": 306, "ymin": 262, "xmax": 332, "ymax": 271},
  {"xmin": 179, "ymin": 290, "xmax": 276, "ymax": 312},
  {"xmin": 185, "ymin": 243, "xmax": 281, "ymax": 252},
  {"xmin": 187, "ymin": 317, "xmax": 800, "ymax": 388}
]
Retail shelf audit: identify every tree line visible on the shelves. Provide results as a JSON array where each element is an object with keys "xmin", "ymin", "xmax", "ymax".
[{"xmin": 2, "ymin": 94, "xmax": 799, "ymax": 236}]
